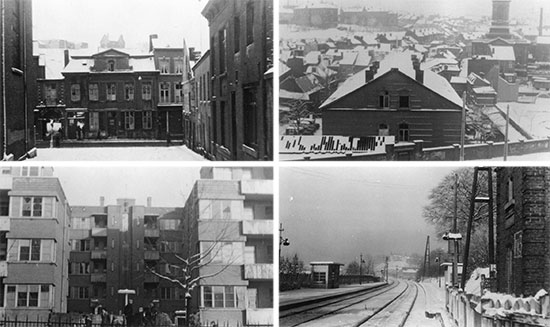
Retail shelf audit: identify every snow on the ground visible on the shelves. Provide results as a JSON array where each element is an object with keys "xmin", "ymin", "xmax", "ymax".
[
  {"xmin": 486, "ymin": 151, "xmax": 550, "ymax": 161},
  {"xmin": 464, "ymin": 267, "xmax": 490, "ymax": 296},
  {"xmin": 29, "ymin": 146, "xmax": 207, "ymax": 161}
]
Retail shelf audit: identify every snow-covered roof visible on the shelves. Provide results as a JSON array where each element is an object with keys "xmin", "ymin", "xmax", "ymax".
[
  {"xmin": 63, "ymin": 56, "xmax": 156, "ymax": 74},
  {"xmin": 320, "ymin": 51, "xmax": 463, "ymax": 108},
  {"xmin": 304, "ymin": 51, "xmax": 321, "ymax": 65},
  {"xmin": 339, "ymin": 51, "xmax": 358, "ymax": 66},
  {"xmin": 490, "ymin": 45, "xmax": 515, "ymax": 61},
  {"xmin": 450, "ymin": 76, "xmax": 467, "ymax": 84},
  {"xmin": 472, "ymin": 86, "xmax": 497, "ymax": 94},
  {"xmin": 280, "ymin": 89, "xmax": 310, "ymax": 101},
  {"xmin": 536, "ymin": 36, "xmax": 550, "ymax": 45}
]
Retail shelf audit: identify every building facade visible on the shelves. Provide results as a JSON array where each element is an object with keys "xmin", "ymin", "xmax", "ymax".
[
  {"xmin": 202, "ymin": 0, "xmax": 273, "ymax": 160},
  {"xmin": 292, "ymin": 5, "xmax": 338, "ymax": 29},
  {"xmin": 495, "ymin": 167, "xmax": 550, "ymax": 297},
  {"xmin": 67, "ymin": 198, "xmax": 185, "ymax": 315},
  {"xmin": 183, "ymin": 167, "xmax": 273, "ymax": 326},
  {"xmin": 192, "ymin": 50, "xmax": 211, "ymax": 155},
  {"xmin": 0, "ymin": 167, "xmax": 70, "ymax": 319},
  {"xmin": 0, "ymin": 0, "xmax": 38, "ymax": 159}
]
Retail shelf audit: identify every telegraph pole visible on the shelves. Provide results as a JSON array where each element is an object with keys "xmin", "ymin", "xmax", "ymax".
[
  {"xmin": 385, "ymin": 256, "xmax": 389, "ymax": 283},
  {"xmin": 504, "ymin": 105, "xmax": 510, "ymax": 161},
  {"xmin": 452, "ymin": 174, "xmax": 459, "ymax": 288},
  {"xmin": 359, "ymin": 253, "xmax": 363, "ymax": 285},
  {"xmin": 422, "ymin": 236, "xmax": 430, "ymax": 281}
]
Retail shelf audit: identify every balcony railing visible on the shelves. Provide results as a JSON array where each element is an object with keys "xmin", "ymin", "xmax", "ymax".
[
  {"xmin": 91, "ymin": 273, "xmax": 106, "ymax": 283},
  {"xmin": 244, "ymin": 264, "xmax": 273, "ymax": 280},
  {"xmin": 144, "ymin": 229, "xmax": 160, "ymax": 238},
  {"xmin": 240, "ymin": 180, "xmax": 273, "ymax": 198},
  {"xmin": 91, "ymin": 250, "xmax": 107, "ymax": 260},
  {"xmin": 91, "ymin": 228, "xmax": 107, "ymax": 237},
  {"xmin": 144, "ymin": 250, "xmax": 159, "ymax": 261},
  {"xmin": 242, "ymin": 220, "xmax": 273, "ymax": 235}
]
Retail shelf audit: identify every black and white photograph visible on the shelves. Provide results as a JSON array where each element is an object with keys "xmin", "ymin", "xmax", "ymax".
[
  {"xmin": 279, "ymin": 0, "xmax": 550, "ymax": 161},
  {"xmin": 0, "ymin": 0, "xmax": 273, "ymax": 161},
  {"xmin": 279, "ymin": 166, "xmax": 550, "ymax": 326},
  {"xmin": 0, "ymin": 166, "xmax": 273, "ymax": 326}
]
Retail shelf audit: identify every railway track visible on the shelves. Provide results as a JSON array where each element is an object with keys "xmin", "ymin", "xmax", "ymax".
[{"xmin": 280, "ymin": 279, "xmax": 419, "ymax": 327}]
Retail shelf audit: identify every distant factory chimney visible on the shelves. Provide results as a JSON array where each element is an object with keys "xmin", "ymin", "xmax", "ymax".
[
  {"xmin": 147, "ymin": 197, "xmax": 152, "ymax": 207},
  {"xmin": 64, "ymin": 49, "xmax": 70, "ymax": 68},
  {"xmin": 540, "ymin": 8, "xmax": 544, "ymax": 37},
  {"xmin": 149, "ymin": 34, "xmax": 158, "ymax": 52}
]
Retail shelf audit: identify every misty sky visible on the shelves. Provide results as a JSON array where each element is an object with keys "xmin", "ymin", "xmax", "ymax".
[
  {"xmin": 32, "ymin": 0, "xmax": 210, "ymax": 52},
  {"xmin": 282, "ymin": 0, "xmax": 550, "ymax": 21},
  {"xmin": 53, "ymin": 166, "xmax": 201, "ymax": 207},
  {"xmin": 279, "ymin": 166, "xmax": 456, "ymax": 266}
]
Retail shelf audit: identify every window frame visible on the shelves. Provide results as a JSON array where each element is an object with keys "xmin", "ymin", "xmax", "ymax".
[
  {"xmin": 89, "ymin": 83, "xmax": 99, "ymax": 101},
  {"xmin": 124, "ymin": 83, "xmax": 135, "ymax": 101},
  {"xmin": 124, "ymin": 112, "xmax": 135, "ymax": 130},
  {"xmin": 142, "ymin": 82, "xmax": 152, "ymax": 101},
  {"xmin": 142, "ymin": 111, "xmax": 153, "ymax": 130},
  {"xmin": 107, "ymin": 83, "xmax": 117, "ymax": 101},
  {"xmin": 202, "ymin": 286, "xmax": 237, "ymax": 308},
  {"xmin": 70, "ymin": 84, "xmax": 81, "ymax": 102},
  {"xmin": 160, "ymin": 82, "xmax": 171, "ymax": 103}
]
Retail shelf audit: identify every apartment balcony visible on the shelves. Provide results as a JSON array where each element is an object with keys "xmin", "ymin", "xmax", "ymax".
[
  {"xmin": 0, "ymin": 216, "xmax": 10, "ymax": 231},
  {"xmin": 91, "ymin": 250, "xmax": 107, "ymax": 260},
  {"xmin": 242, "ymin": 220, "xmax": 273, "ymax": 236},
  {"xmin": 244, "ymin": 264, "xmax": 273, "ymax": 280},
  {"xmin": 240, "ymin": 180, "xmax": 273, "ymax": 199},
  {"xmin": 144, "ymin": 250, "xmax": 159, "ymax": 261},
  {"xmin": 246, "ymin": 308, "xmax": 273, "ymax": 325},
  {"xmin": 0, "ymin": 261, "xmax": 7, "ymax": 277},
  {"xmin": 144, "ymin": 272, "xmax": 160, "ymax": 283},
  {"xmin": 91, "ymin": 228, "xmax": 107, "ymax": 237},
  {"xmin": 91, "ymin": 273, "xmax": 106, "ymax": 283},
  {"xmin": 144, "ymin": 228, "xmax": 160, "ymax": 238}
]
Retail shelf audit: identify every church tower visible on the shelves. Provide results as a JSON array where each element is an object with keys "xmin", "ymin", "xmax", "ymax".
[{"xmin": 486, "ymin": 0, "xmax": 512, "ymax": 39}]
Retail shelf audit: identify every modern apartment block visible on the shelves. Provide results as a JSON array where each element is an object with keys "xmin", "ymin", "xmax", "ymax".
[
  {"xmin": 67, "ymin": 198, "xmax": 185, "ymax": 315},
  {"xmin": 0, "ymin": 167, "xmax": 70, "ymax": 320},
  {"xmin": 183, "ymin": 167, "xmax": 273, "ymax": 326}
]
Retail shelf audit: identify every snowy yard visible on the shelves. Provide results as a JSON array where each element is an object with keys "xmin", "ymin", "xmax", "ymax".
[{"xmin": 29, "ymin": 145, "xmax": 207, "ymax": 161}]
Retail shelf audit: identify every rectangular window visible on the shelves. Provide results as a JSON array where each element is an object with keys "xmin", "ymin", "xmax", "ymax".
[
  {"xmin": 71, "ymin": 84, "xmax": 81, "ymax": 102},
  {"xmin": 202, "ymin": 286, "xmax": 237, "ymax": 308},
  {"xmin": 89, "ymin": 112, "xmax": 99, "ymax": 132},
  {"xmin": 174, "ymin": 59, "xmax": 184, "ymax": 74},
  {"xmin": 21, "ymin": 197, "xmax": 54, "ymax": 218},
  {"xmin": 243, "ymin": 87, "xmax": 257, "ymax": 147},
  {"xmin": 18, "ymin": 239, "xmax": 41, "ymax": 261},
  {"xmin": 246, "ymin": 2, "xmax": 254, "ymax": 45},
  {"xmin": 71, "ymin": 239, "xmax": 90, "ymax": 252},
  {"xmin": 513, "ymin": 231, "xmax": 522, "ymax": 258},
  {"xmin": 21, "ymin": 166, "xmax": 40, "ymax": 177},
  {"xmin": 160, "ymin": 82, "xmax": 170, "ymax": 103},
  {"xmin": 142, "ymin": 111, "xmax": 153, "ymax": 130},
  {"xmin": 399, "ymin": 95, "xmax": 410, "ymax": 108},
  {"xmin": 219, "ymin": 28, "xmax": 226, "ymax": 72},
  {"xmin": 89, "ymin": 83, "xmax": 99, "ymax": 101},
  {"xmin": 142, "ymin": 83, "xmax": 152, "ymax": 100},
  {"xmin": 107, "ymin": 83, "xmax": 116, "ymax": 101},
  {"xmin": 45, "ymin": 84, "xmax": 57, "ymax": 105},
  {"xmin": 313, "ymin": 272, "xmax": 327, "ymax": 284},
  {"xmin": 160, "ymin": 58, "xmax": 170, "ymax": 74},
  {"xmin": 234, "ymin": 16, "xmax": 240, "ymax": 53},
  {"xmin": 71, "ymin": 286, "xmax": 89, "ymax": 299},
  {"xmin": 174, "ymin": 84, "xmax": 183, "ymax": 103},
  {"xmin": 379, "ymin": 93, "xmax": 390, "ymax": 108},
  {"xmin": 124, "ymin": 83, "xmax": 134, "ymax": 101},
  {"xmin": 124, "ymin": 112, "xmax": 135, "ymax": 130}
]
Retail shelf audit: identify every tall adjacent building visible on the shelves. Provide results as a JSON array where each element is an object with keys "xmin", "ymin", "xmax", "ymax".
[
  {"xmin": 496, "ymin": 167, "xmax": 550, "ymax": 297},
  {"xmin": 0, "ymin": 0, "xmax": 38, "ymax": 159},
  {"xmin": 68, "ymin": 198, "xmax": 185, "ymax": 314},
  {"xmin": 202, "ymin": 0, "xmax": 273, "ymax": 160},
  {"xmin": 183, "ymin": 167, "xmax": 273, "ymax": 326},
  {"xmin": 0, "ymin": 167, "xmax": 70, "ymax": 319}
]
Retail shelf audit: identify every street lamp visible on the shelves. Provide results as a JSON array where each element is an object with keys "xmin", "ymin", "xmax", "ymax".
[
  {"xmin": 117, "ymin": 289, "xmax": 136, "ymax": 306},
  {"xmin": 279, "ymin": 223, "xmax": 290, "ymax": 260}
]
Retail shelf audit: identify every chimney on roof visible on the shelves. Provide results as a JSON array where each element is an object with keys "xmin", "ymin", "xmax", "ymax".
[
  {"xmin": 64, "ymin": 49, "xmax": 70, "ymax": 68},
  {"xmin": 366, "ymin": 63, "xmax": 378, "ymax": 83},
  {"xmin": 149, "ymin": 34, "xmax": 158, "ymax": 52},
  {"xmin": 100, "ymin": 196, "xmax": 105, "ymax": 207},
  {"xmin": 412, "ymin": 58, "xmax": 424, "ymax": 84},
  {"xmin": 147, "ymin": 197, "xmax": 152, "ymax": 207},
  {"xmin": 540, "ymin": 8, "xmax": 544, "ymax": 37}
]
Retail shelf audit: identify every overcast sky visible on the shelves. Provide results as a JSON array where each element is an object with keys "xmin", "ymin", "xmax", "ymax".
[
  {"xmin": 53, "ymin": 166, "xmax": 201, "ymax": 207},
  {"xmin": 279, "ymin": 166, "xmax": 455, "ymax": 266},
  {"xmin": 283, "ymin": 0, "xmax": 550, "ymax": 21},
  {"xmin": 32, "ymin": 0, "xmax": 210, "ymax": 52}
]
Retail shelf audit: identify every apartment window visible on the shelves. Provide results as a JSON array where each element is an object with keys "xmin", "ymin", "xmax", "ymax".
[
  {"xmin": 89, "ymin": 112, "xmax": 99, "ymax": 132},
  {"xmin": 398, "ymin": 122, "xmax": 410, "ymax": 142},
  {"xmin": 399, "ymin": 95, "xmax": 410, "ymax": 108},
  {"xmin": 70, "ymin": 262, "xmax": 90, "ymax": 275},
  {"xmin": 234, "ymin": 16, "xmax": 240, "ymax": 53},
  {"xmin": 22, "ymin": 197, "xmax": 41, "ymax": 217},
  {"xmin": 246, "ymin": 2, "xmax": 254, "ymax": 45},
  {"xmin": 219, "ymin": 28, "xmax": 226, "ymax": 72},
  {"xmin": 71, "ymin": 84, "xmax": 81, "ymax": 102},
  {"xmin": 379, "ymin": 91, "xmax": 390, "ymax": 108},
  {"xmin": 124, "ymin": 83, "xmax": 134, "ymax": 101},
  {"xmin": 71, "ymin": 286, "xmax": 89, "ymax": 299},
  {"xmin": 142, "ymin": 111, "xmax": 153, "ymax": 130},
  {"xmin": 21, "ymin": 166, "xmax": 40, "ymax": 177},
  {"xmin": 17, "ymin": 285, "xmax": 39, "ymax": 307},
  {"xmin": 378, "ymin": 123, "xmax": 389, "ymax": 136},
  {"xmin": 0, "ymin": 190, "xmax": 9, "ymax": 216},
  {"xmin": 174, "ymin": 84, "xmax": 183, "ymax": 103},
  {"xmin": 202, "ymin": 286, "xmax": 236, "ymax": 308},
  {"xmin": 243, "ymin": 87, "xmax": 257, "ymax": 147},
  {"xmin": 108, "ymin": 60, "xmax": 115, "ymax": 72},
  {"xmin": 45, "ymin": 84, "xmax": 57, "ymax": 105},
  {"xmin": 71, "ymin": 239, "xmax": 90, "ymax": 252},
  {"xmin": 201, "ymin": 241, "xmax": 240, "ymax": 264},
  {"xmin": 160, "ymin": 82, "xmax": 170, "ymax": 103},
  {"xmin": 89, "ymin": 83, "xmax": 99, "ymax": 101},
  {"xmin": 174, "ymin": 59, "xmax": 184, "ymax": 74},
  {"xmin": 124, "ymin": 112, "xmax": 135, "ymax": 130},
  {"xmin": 159, "ymin": 58, "xmax": 170, "ymax": 74},
  {"xmin": 160, "ymin": 219, "xmax": 178, "ymax": 230},
  {"xmin": 18, "ymin": 239, "xmax": 41, "ymax": 261},
  {"xmin": 107, "ymin": 83, "xmax": 116, "ymax": 101},
  {"xmin": 142, "ymin": 82, "xmax": 152, "ymax": 100},
  {"xmin": 160, "ymin": 241, "xmax": 179, "ymax": 253}
]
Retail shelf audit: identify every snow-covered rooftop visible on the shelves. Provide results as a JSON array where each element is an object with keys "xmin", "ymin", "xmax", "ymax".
[
  {"xmin": 490, "ymin": 45, "xmax": 516, "ymax": 61},
  {"xmin": 320, "ymin": 51, "xmax": 463, "ymax": 108}
]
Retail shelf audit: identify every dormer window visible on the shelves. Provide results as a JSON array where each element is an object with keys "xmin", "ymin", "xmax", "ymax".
[{"xmin": 108, "ymin": 60, "xmax": 115, "ymax": 72}]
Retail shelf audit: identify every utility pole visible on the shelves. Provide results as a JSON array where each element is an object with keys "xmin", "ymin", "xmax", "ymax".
[
  {"xmin": 452, "ymin": 174, "xmax": 459, "ymax": 288},
  {"xmin": 504, "ymin": 104, "xmax": 510, "ymax": 161},
  {"xmin": 422, "ymin": 236, "xmax": 430, "ymax": 281},
  {"xmin": 460, "ymin": 92, "xmax": 466, "ymax": 161},
  {"xmin": 359, "ymin": 253, "xmax": 363, "ymax": 285},
  {"xmin": 385, "ymin": 256, "xmax": 389, "ymax": 283}
]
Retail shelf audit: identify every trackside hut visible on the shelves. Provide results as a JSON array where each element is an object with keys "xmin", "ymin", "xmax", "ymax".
[
  {"xmin": 310, "ymin": 262, "xmax": 344, "ymax": 289},
  {"xmin": 319, "ymin": 51, "xmax": 463, "ymax": 148}
]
